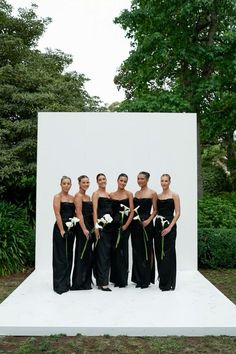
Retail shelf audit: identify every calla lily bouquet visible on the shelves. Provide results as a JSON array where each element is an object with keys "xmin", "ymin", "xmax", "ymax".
[
  {"xmin": 64, "ymin": 217, "xmax": 80, "ymax": 259},
  {"xmin": 89, "ymin": 213, "xmax": 113, "ymax": 249},
  {"xmin": 81, "ymin": 215, "xmax": 114, "ymax": 259},
  {"xmin": 115, "ymin": 204, "xmax": 130, "ymax": 248},
  {"xmin": 133, "ymin": 205, "xmax": 148, "ymax": 261},
  {"xmin": 155, "ymin": 215, "xmax": 170, "ymax": 259},
  {"xmin": 65, "ymin": 217, "xmax": 80, "ymax": 231}
]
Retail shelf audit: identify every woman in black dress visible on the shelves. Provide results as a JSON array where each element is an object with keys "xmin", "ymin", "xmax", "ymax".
[
  {"xmin": 154, "ymin": 174, "xmax": 180, "ymax": 291},
  {"xmin": 131, "ymin": 171, "xmax": 157, "ymax": 288},
  {"xmin": 92, "ymin": 173, "xmax": 113, "ymax": 291},
  {"xmin": 71, "ymin": 175, "xmax": 93, "ymax": 290},
  {"xmin": 110, "ymin": 173, "xmax": 134, "ymax": 287},
  {"xmin": 52, "ymin": 176, "xmax": 75, "ymax": 294}
]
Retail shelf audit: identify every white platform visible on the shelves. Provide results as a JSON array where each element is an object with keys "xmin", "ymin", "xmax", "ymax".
[{"xmin": 0, "ymin": 270, "xmax": 235, "ymax": 336}]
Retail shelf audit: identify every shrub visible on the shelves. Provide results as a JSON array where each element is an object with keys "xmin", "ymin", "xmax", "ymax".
[
  {"xmin": 198, "ymin": 228, "xmax": 236, "ymax": 268},
  {"xmin": 198, "ymin": 195, "xmax": 236, "ymax": 228},
  {"xmin": 0, "ymin": 201, "xmax": 35, "ymax": 275},
  {"xmin": 202, "ymin": 165, "xmax": 231, "ymax": 194}
]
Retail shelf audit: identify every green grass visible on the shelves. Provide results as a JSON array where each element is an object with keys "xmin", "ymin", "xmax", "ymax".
[{"xmin": 0, "ymin": 268, "xmax": 235, "ymax": 353}]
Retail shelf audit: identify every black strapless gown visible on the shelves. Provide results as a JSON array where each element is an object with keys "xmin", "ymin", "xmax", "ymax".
[
  {"xmin": 52, "ymin": 202, "xmax": 75, "ymax": 294},
  {"xmin": 131, "ymin": 198, "xmax": 155, "ymax": 287},
  {"xmin": 110, "ymin": 198, "xmax": 130, "ymax": 287},
  {"xmin": 154, "ymin": 198, "xmax": 176, "ymax": 291},
  {"xmin": 71, "ymin": 201, "xmax": 94, "ymax": 290},
  {"xmin": 94, "ymin": 197, "xmax": 113, "ymax": 286}
]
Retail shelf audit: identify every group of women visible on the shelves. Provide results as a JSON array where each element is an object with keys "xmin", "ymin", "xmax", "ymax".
[{"xmin": 52, "ymin": 172, "xmax": 180, "ymax": 294}]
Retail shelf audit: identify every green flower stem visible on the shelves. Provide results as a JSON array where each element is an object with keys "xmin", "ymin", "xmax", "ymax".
[
  {"xmin": 161, "ymin": 236, "xmax": 165, "ymax": 260},
  {"xmin": 116, "ymin": 214, "xmax": 124, "ymax": 248},
  {"xmin": 80, "ymin": 228, "xmax": 94, "ymax": 259}
]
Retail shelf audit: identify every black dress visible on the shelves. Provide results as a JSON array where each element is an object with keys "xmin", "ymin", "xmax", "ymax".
[
  {"xmin": 53, "ymin": 202, "xmax": 75, "ymax": 294},
  {"xmin": 131, "ymin": 198, "xmax": 155, "ymax": 288},
  {"xmin": 71, "ymin": 201, "xmax": 93, "ymax": 290},
  {"xmin": 154, "ymin": 198, "xmax": 176, "ymax": 291},
  {"xmin": 110, "ymin": 198, "xmax": 130, "ymax": 287},
  {"xmin": 94, "ymin": 197, "xmax": 113, "ymax": 286}
]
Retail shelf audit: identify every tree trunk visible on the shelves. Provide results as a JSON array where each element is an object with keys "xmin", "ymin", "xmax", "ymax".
[{"xmin": 197, "ymin": 114, "xmax": 203, "ymax": 198}]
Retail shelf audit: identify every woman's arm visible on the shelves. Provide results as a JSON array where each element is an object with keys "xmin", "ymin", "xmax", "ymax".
[
  {"xmin": 142, "ymin": 191, "xmax": 158, "ymax": 227},
  {"xmin": 161, "ymin": 193, "xmax": 180, "ymax": 236},
  {"xmin": 122, "ymin": 192, "xmax": 134, "ymax": 230},
  {"xmin": 92, "ymin": 191, "xmax": 100, "ymax": 240},
  {"xmin": 53, "ymin": 194, "xmax": 65, "ymax": 237},
  {"xmin": 75, "ymin": 194, "xmax": 89, "ymax": 237}
]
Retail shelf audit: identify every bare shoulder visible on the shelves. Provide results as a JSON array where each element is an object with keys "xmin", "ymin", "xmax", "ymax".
[
  {"xmin": 74, "ymin": 192, "xmax": 82, "ymax": 201},
  {"xmin": 53, "ymin": 193, "xmax": 61, "ymax": 202},
  {"xmin": 172, "ymin": 191, "xmax": 180, "ymax": 199},
  {"xmin": 127, "ymin": 190, "xmax": 133, "ymax": 198},
  {"xmin": 150, "ymin": 188, "xmax": 158, "ymax": 197}
]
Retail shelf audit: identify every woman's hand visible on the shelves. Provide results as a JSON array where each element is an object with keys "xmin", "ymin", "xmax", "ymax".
[
  {"xmin": 122, "ymin": 224, "xmax": 128, "ymax": 231},
  {"xmin": 83, "ymin": 229, "xmax": 90, "ymax": 238},
  {"xmin": 95, "ymin": 228, "xmax": 100, "ymax": 240},
  {"xmin": 161, "ymin": 226, "xmax": 171, "ymax": 237},
  {"xmin": 142, "ymin": 219, "xmax": 150, "ymax": 228},
  {"xmin": 60, "ymin": 230, "xmax": 66, "ymax": 237}
]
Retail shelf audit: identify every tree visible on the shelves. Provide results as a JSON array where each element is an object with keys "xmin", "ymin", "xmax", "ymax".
[
  {"xmin": 0, "ymin": 1, "xmax": 104, "ymax": 217},
  {"xmin": 114, "ymin": 0, "xmax": 236, "ymax": 195}
]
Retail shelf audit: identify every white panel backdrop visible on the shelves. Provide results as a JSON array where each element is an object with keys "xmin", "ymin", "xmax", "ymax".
[{"xmin": 36, "ymin": 112, "xmax": 197, "ymax": 272}]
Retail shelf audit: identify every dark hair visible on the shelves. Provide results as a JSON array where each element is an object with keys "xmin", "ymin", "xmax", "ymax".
[
  {"xmin": 117, "ymin": 173, "xmax": 128, "ymax": 181},
  {"xmin": 60, "ymin": 175, "xmax": 71, "ymax": 183},
  {"xmin": 96, "ymin": 173, "xmax": 106, "ymax": 182},
  {"xmin": 78, "ymin": 175, "xmax": 89, "ymax": 183},
  {"xmin": 138, "ymin": 171, "xmax": 150, "ymax": 180},
  {"xmin": 161, "ymin": 173, "xmax": 171, "ymax": 181}
]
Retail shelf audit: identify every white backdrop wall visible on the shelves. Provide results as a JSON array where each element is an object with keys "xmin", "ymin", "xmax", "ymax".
[{"xmin": 36, "ymin": 112, "xmax": 197, "ymax": 272}]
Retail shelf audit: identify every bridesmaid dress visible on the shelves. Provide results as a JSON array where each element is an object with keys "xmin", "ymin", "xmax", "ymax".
[
  {"xmin": 71, "ymin": 201, "xmax": 94, "ymax": 290},
  {"xmin": 110, "ymin": 198, "xmax": 130, "ymax": 287},
  {"xmin": 52, "ymin": 202, "xmax": 75, "ymax": 294},
  {"xmin": 94, "ymin": 197, "xmax": 113, "ymax": 287},
  {"xmin": 154, "ymin": 198, "xmax": 176, "ymax": 291},
  {"xmin": 131, "ymin": 198, "xmax": 155, "ymax": 288}
]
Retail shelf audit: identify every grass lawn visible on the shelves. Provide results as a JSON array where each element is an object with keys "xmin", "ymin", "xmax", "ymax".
[{"xmin": 0, "ymin": 268, "xmax": 235, "ymax": 354}]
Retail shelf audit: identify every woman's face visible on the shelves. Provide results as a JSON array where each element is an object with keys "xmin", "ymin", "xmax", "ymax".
[
  {"xmin": 79, "ymin": 177, "xmax": 90, "ymax": 191},
  {"xmin": 97, "ymin": 175, "xmax": 107, "ymax": 188},
  {"xmin": 160, "ymin": 176, "xmax": 170, "ymax": 190},
  {"xmin": 137, "ymin": 173, "xmax": 148, "ymax": 188},
  {"xmin": 117, "ymin": 176, "xmax": 128, "ymax": 190},
  {"xmin": 60, "ymin": 178, "xmax": 71, "ymax": 193}
]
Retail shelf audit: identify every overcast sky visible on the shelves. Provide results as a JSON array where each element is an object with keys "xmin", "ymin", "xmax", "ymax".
[{"xmin": 8, "ymin": 0, "xmax": 131, "ymax": 104}]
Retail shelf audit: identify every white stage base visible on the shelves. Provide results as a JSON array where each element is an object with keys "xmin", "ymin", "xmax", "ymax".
[{"xmin": 0, "ymin": 270, "xmax": 235, "ymax": 336}]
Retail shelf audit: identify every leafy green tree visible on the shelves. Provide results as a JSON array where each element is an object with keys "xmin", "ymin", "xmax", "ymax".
[
  {"xmin": 114, "ymin": 0, "xmax": 236, "ymax": 195},
  {"xmin": 0, "ymin": 1, "xmax": 104, "ymax": 217}
]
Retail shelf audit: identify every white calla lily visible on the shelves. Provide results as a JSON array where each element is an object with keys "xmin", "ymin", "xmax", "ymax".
[
  {"xmin": 65, "ymin": 221, "xmax": 73, "ymax": 230},
  {"xmin": 95, "ymin": 222, "xmax": 103, "ymax": 229},
  {"xmin": 133, "ymin": 215, "xmax": 141, "ymax": 221},
  {"xmin": 133, "ymin": 205, "xmax": 140, "ymax": 214},
  {"xmin": 156, "ymin": 215, "xmax": 170, "ymax": 228},
  {"xmin": 103, "ymin": 214, "xmax": 113, "ymax": 223}
]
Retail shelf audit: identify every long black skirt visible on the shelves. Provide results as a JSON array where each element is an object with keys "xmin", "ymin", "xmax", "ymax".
[
  {"xmin": 52, "ymin": 225, "xmax": 75, "ymax": 294},
  {"xmin": 154, "ymin": 225, "xmax": 176, "ymax": 290},
  {"xmin": 110, "ymin": 227, "xmax": 130, "ymax": 287},
  {"xmin": 94, "ymin": 226, "xmax": 113, "ymax": 286},
  {"xmin": 71, "ymin": 225, "xmax": 93, "ymax": 290},
  {"xmin": 131, "ymin": 220, "xmax": 155, "ymax": 287}
]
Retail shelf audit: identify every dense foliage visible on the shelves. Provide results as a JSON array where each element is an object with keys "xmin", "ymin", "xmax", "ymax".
[
  {"xmin": 198, "ymin": 228, "xmax": 236, "ymax": 268},
  {"xmin": 0, "ymin": 201, "xmax": 34, "ymax": 275},
  {"xmin": 0, "ymin": 1, "xmax": 104, "ymax": 219},
  {"xmin": 114, "ymin": 0, "xmax": 236, "ymax": 193}
]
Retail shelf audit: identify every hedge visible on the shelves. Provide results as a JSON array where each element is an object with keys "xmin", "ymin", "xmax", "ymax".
[
  {"xmin": 0, "ymin": 201, "xmax": 35, "ymax": 275},
  {"xmin": 198, "ymin": 228, "xmax": 236, "ymax": 268}
]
